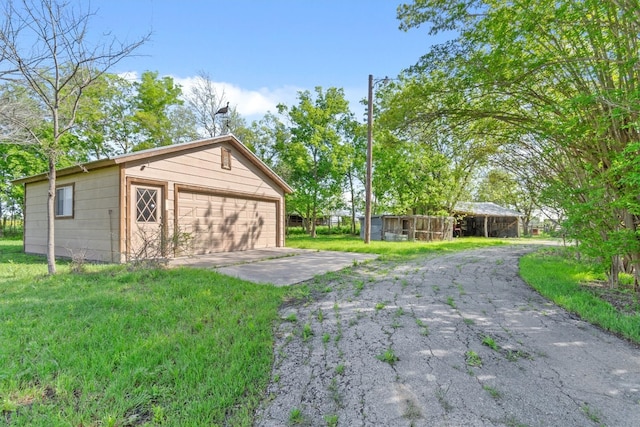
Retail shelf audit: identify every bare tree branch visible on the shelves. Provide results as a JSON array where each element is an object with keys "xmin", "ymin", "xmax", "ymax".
[{"xmin": 0, "ymin": 0, "xmax": 149, "ymax": 274}]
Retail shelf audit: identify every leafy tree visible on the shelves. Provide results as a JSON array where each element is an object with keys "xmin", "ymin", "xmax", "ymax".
[
  {"xmin": 74, "ymin": 73, "xmax": 137, "ymax": 156},
  {"xmin": 341, "ymin": 115, "xmax": 367, "ymax": 234},
  {"xmin": 474, "ymin": 168, "xmax": 538, "ymax": 235},
  {"xmin": 131, "ymin": 71, "xmax": 183, "ymax": 150},
  {"xmin": 396, "ymin": 0, "xmax": 640, "ymax": 287},
  {"xmin": 167, "ymin": 104, "xmax": 199, "ymax": 144},
  {"xmin": 375, "ymin": 79, "xmax": 497, "ymax": 215},
  {"xmin": 0, "ymin": 0, "xmax": 147, "ymax": 273},
  {"xmin": 245, "ymin": 112, "xmax": 291, "ymax": 173},
  {"xmin": 277, "ymin": 87, "xmax": 353, "ymax": 237}
]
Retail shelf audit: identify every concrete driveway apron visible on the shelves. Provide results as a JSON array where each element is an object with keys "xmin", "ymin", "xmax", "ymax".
[{"xmin": 170, "ymin": 247, "xmax": 378, "ymax": 286}]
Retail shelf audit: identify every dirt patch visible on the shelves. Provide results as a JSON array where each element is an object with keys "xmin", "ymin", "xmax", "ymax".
[
  {"xmin": 255, "ymin": 245, "xmax": 640, "ymax": 426},
  {"xmin": 584, "ymin": 281, "xmax": 640, "ymax": 315}
]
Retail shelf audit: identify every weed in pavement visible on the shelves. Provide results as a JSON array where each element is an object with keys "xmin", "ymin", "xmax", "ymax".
[
  {"xmin": 465, "ymin": 350, "xmax": 482, "ymax": 367},
  {"xmin": 285, "ymin": 313, "xmax": 298, "ymax": 322},
  {"xmin": 435, "ymin": 386, "xmax": 453, "ymax": 413},
  {"xmin": 446, "ymin": 296, "xmax": 457, "ymax": 309},
  {"xmin": 483, "ymin": 385, "xmax": 502, "ymax": 399},
  {"xmin": 582, "ymin": 404, "xmax": 603, "ymax": 423},
  {"xmin": 376, "ymin": 348, "xmax": 399, "ymax": 365},
  {"xmin": 289, "ymin": 407, "xmax": 305, "ymax": 425},
  {"xmin": 353, "ymin": 280, "xmax": 365, "ymax": 296},
  {"xmin": 324, "ymin": 414, "xmax": 339, "ymax": 427},
  {"xmin": 482, "ymin": 335, "xmax": 499, "ymax": 351},
  {"xmin": 302, "ymin": 323, "xmax": 314, "ymax": 342}
]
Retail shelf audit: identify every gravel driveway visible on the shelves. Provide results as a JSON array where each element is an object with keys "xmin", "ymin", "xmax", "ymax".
[{"xmin": 254, "ymin": 244, "xmax": 640, "ymax": 426}]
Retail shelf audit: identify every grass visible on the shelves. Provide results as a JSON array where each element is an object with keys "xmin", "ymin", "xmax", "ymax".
[
  {"xmin": 376, "ymin": 348, "xmax": 399, "ymax": 365},
  {"xmin": 0, "ymin": 240, "xmax": 287, "ymax": 426},
  {"xmin": 446, "ymin": 296, "xmax": 457, "ymax": 309},
  {"xmin": 483, "ymin": 385, "xmax": 501, "ymax": 399},
  {"xmin": 465, "ymin": 350, "xmax": 482, "ymax": 367},
  {"xmin": 286, "ymin": 234, "xmax": 509, "ymax": 258},
  {"xmin": 482, "ymin": 335, "xmax": 499, "ymax": 351},
  {"xmin": 520, "ymin": 248, "xmax": 640, "ymax": 344},
  {"xmin": 289, "ymin": 407, "xmax": 304, "ymax": 425}
]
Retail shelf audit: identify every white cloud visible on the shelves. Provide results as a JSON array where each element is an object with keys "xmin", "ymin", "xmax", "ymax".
[
  {"xmin": 116, "ymin": 72, "xmax": 367, "ymax": 123},
  {"xmin": 173, "ymin": 76, "xmax": 303, "ymax": 121}
]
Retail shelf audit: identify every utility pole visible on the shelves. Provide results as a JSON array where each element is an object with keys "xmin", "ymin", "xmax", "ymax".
[{"xmin": 364, "ymin": 74, "xmax": 374, "ymax": 244}]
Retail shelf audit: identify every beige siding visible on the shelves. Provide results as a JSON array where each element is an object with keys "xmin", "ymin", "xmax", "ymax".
[
  {"xmin": 125, "ymin": 143, "xmax": 282, "ymax": 197},
  {"xmin": 124, "ymin": 142, "xmax": 286, "ymax": 254},
  {"xmin": 178, "ymin": 191, "xmax": 277, "ymax": 254},
  {"xmin": 23, "ymin": 166, "xmax": 121, "ymax": 262}
]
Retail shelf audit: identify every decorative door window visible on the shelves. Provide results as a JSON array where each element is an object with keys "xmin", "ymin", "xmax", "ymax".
[{"xmin": 136, "ymin": 188, "xmax": 158, "ymax": 222}]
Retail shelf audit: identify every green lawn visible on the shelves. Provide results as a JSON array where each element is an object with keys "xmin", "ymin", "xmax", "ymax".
[
  {"xmin": 520, "ymin": 248, "xmax": 640, "ymax": 344},
  {"xmin": 0, "ymin": 240, "xmax": 286, "ymax": 426},
  {"xmin": 3, "ymin": 236, "xmax": 636, "ymax": 425},
  {"xmin": 285, "ymin": 233, "xmax": 510, "ymax": 257}
]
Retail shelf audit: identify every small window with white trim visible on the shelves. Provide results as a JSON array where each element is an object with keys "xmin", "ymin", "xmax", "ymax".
[{"xmin": 55, "ymin": 184, "xmax": 74, "ymax": 218}]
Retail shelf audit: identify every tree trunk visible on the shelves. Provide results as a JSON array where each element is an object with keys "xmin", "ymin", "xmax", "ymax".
[
  {"xmin": 484, "ymin": 216, "xmax": 488, "ymax": 238},
  {"xmin": 348, "ymin": 171, "xmax": 356, "ymax": 235},
  {"xmin": 311, "ymin": 202, "xmax": 317, "ymax": 238},
  {"xmin": 622, "ymin": 210, "xmax": 640, "ymax": 292},
  {"xmin": 47, "ymin": 156, "xmax": 57, "ymax": 274},
  {"xmin": 609, "ymin": 255, "xmax": 621, "ymax": 289}
]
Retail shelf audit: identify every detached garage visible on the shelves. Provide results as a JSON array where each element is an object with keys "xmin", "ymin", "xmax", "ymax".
[{"xmin": 14, "ymin": 135, "xmax": 293, "ymax": 263}]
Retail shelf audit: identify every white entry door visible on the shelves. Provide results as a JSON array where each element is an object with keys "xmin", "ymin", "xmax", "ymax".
[{"xmin": 130, "ymin": 184, "xmax": 164, "ymax": 259}]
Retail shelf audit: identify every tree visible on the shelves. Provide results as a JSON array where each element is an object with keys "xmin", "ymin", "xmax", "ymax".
[
  {"xmin": 74, "ymin": 73, "xmax": 137, "ymax": 156},
  {"xmin": 374, "ymin": 79, "xmax": 497, "ymax": 215},
  {"xmin": 131, "ymin": 71, "xmax": 184, "ymax": 150},
  {"xmin": 396, "ymin": 0, "xmax": 640, "ymax": 287},
  {"xmin": 245, "ymin": 112, "xmax": 291, "ymax": 172},
  {"xmin": 277, "ymin": 87, "xmax": 353, "ymax": 237},
  {"xmin": 474, "ymin": 168, "xmax": 538, "ymax": 235},
  {"xmin": 0, "ymin": 0, "xmax": 148, "ymax": 274},
  {"xmin": 341, "ymin": 116, "xmax": 366, "ymax": 234}
]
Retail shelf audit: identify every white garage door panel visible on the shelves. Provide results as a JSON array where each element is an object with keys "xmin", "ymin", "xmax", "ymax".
[{"xmin": 178, "ymin": 191, "xmax": 277, "ymax": 254}]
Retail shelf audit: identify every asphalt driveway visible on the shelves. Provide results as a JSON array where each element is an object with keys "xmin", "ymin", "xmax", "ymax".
[{"xmin": 255, "ymin": 244, "xmax": 640, "ymax": 426}]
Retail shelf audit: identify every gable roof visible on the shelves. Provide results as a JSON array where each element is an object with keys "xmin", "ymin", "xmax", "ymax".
[
  {"xmin": 454, "ymin": 202, "xmax": 523, "ymax": 217},
  {"xmin": 13, "ymin": 134, "xmax": 293, "ymax": 193}
]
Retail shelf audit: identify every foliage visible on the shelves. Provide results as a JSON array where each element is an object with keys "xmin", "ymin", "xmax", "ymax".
[
  {"xmin": 0, "ymin": 240, "xmax": 287, "ymax": 425},
  {"xmin": 374, "ymin": 79, "xmax": 497, "ymax": 215},
  {"xmin": 0, "ymin": 0, "xmax": 148, "ymax": 274},
  {"xmin": 131, "ymin": 71, "xmax": 185, "ymax": 150},
  {"xmin": 277, "ymin": 87, "xmax": 354, "ymax": 237},
  {"xmin": 286, "ymin": 233, "xmax": 509, "ymax": 258},
  {"xmin": 520, "ymin": 248, "xmax": 640, "ymax": 343},
  {"xmin": 396, "ymin": 0, "xmax": 640, "ymax": 287},
  {"xmin": 475, "ymin": 168, "xmax": 538, "ymax": 235}
]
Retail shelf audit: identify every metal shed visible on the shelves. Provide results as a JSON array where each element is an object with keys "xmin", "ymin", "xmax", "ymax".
[{"xmin": 453, "ymin": 202, "xmax": 523, "ymax": 238}]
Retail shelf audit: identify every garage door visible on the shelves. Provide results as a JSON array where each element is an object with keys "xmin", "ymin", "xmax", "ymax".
[{"xmin": 177, "ymin": 190, "xmax": 277, "ymax": 254}]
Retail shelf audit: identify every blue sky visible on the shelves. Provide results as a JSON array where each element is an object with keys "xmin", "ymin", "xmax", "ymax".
[{"xmin": 88, "ymin": 1, "xmax": 448, "ymax": 121}]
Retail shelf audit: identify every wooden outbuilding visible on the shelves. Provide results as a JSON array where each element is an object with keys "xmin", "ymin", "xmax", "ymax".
[
  {"xmin": 360, "ymin": 215, "xmax": 454, "ymax": 242},
  {"xmin": 14, "ymin": 135, "xmax": 293, "ymax": 263},
  {"xmin": 453, "ymin": 202, "xmax": 523, "ymax": 238}
]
